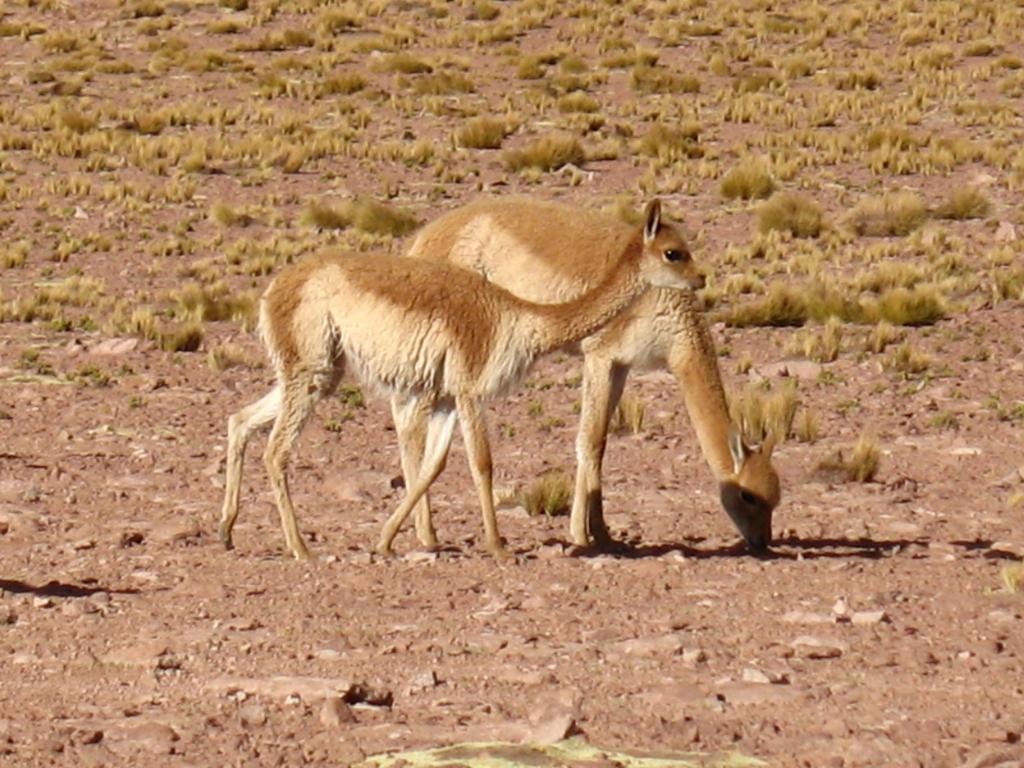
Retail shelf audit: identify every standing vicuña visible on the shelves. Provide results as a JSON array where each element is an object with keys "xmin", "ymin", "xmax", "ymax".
[
  {"xmin": 398, "ymin": 196, "xmax": 780, "ymax": 553},
  {"xmin": 219, "ymin": 199, "xmax": 704, "ymax": 560}
]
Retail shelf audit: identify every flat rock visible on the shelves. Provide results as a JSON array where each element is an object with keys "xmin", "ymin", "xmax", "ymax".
[
  {"xmin": 90, "ymin": 338, "xmax": 139, "ymax": 356},
  {"xmin": 716, "ymin": 681, "xmax": 803, "ymax": 706},
  {"xmin": 207, "ymin": 675, "xmax": 356, "ymax": 703},
  {"xmin": 782, "ymin": 611, "xmax": 835, "ymax": 625},
  {"xmin": 791, "ymin": 635, "xmax": 846, "ymax": 659},
  {"xmin": 320, "ymin": 697, "xmax": 356, "ymax": 727},
  {"xmin": 102, "ymin": 641, "xmax": 171, "ymax": 668},
  {"xmin": 610, "ymin": 633, "xmax": 684, "ymax": 657},
  {"xmin": 851, "ymin": 610, "xmax": 888, "ymax": 626}
]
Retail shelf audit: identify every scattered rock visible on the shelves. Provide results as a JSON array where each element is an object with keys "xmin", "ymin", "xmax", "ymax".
[
  {"xmin": 961, "ymin": 745, "xmax": 1024, "ymax": 768},
  {"xmin": 117, "ymin": 722, "xmax": 178, "ymax": 754},
  {"xmin": 102, "ymin": 641, "xmax": 171, "ymax": 669},
  {"xmin": 716, "ymin": 681, "xmax": 803, "ymax": 706},
  {"xmin": 995, "ymin": 221, "xmax": 1017, "ymax": 243},
  {"xmin": 851, "ymin": 610, "xmax": 888, "ymax": 626},
  {"xmin": 741, "ymin": 667, "xmax": 772, "ymax": 684},
  {"xmin": 681, "ymin": 648, "xmax": 707, "ymax": 668},
  {"xmin": 782, "ymin": 611, "xmax": 835, "ymax": 625},
  {"xmin": 791, "ymin": 635, "xmax": 845, "ymax": 659},
  {"xmin": 523, "ymin": 690, "xmax": 580, "ymax": 745},
  {"xmin": 209, "ymin": 676, "xmax": 358, "ymax": 704},
  {"xmin": 239, "ymin": 703, "xmax": 268, "ymax": 728},
  {"xmin": 90, "ymin": 338, "xmax": 139, "ymax": 356},
  {"xmin": 612, "ymin": 633, "xmax": 684, "ymax": 657},
  {"xmin": 319, "ymin": 697, "xmax": 356, "ymax": 727}
]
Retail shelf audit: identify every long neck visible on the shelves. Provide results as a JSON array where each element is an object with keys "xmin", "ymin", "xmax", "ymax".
[
  {"xmin": 666, "ymin": 300, "xmax": 735, "ymax": 481},
  {"xmin": 520, "ymin": 234, "xmax": 645, "ymax": 352}
]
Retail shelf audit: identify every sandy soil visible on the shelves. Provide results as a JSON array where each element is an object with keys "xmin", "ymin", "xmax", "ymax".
[{"xmin": 1, "ymin": 1, "xmax": 1023, "ymax": 766}]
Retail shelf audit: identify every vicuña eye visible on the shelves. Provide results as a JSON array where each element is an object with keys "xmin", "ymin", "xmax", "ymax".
[
  {"xmin": 664, "ymin": 249, "xmax": 685, "ymax": 262},
  {"xmin": 739, "ymin": 490, "xmax": 758, "ymax": 506}
]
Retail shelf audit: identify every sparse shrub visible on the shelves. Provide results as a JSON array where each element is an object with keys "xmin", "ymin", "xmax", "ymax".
[
  {"xmin": 455, "ymin": 116, "xmax": 508, "ymax": 150},
  {"xmin": 58, "ymin": 109, "xmax": 97, "ymax": 134},
  {"xmin": 630, "ymin": 65, "xmax": 700, "ymax": 95},
  {"xmin": 816, "ymin": 433, "xmax": 880, "ymax": 483},
  {"xmin": 637, "ymin": 123, "xmax": 702, "ymax": 161},
  {"xmin": 757, "ymin": 192, "xmax": 824, "ymax": 237},
  {"xmin": 867, "ymin": 286, "xmax": 946, "ymax": 326},
  {"xmin": 301, "ymin": 197, "xmax": 418, "ymax": 236},
  {"xmin": 519, "ymin": 471, "xmax": 572, "ymax": 517},
  {"xmin": 210, "ymin": 201, "xmax": 251, "ymax": 228},
  {"xmin": 207, "ymin": 343, "xmax": 262, "ymax": 371},
  {"xmin": 558, "ymin": 92, "xmax": 599, "ymax": 113},
  {"xmin": 159, "ymin": 320, "xmax": 204, "ymax": 352},
  {"xmin": 320, "ymin": 73, "xmax": 366, "ymax": 96},
  {"xmin": 504, "ymin": 134, "xmax": 584, "ymax": 172},
  {"xmin": 865, "ymin": 320, "xmax": 903, "ymax": 354},
  {"xmin": 730, "ymin": 380, "xmax": 798, "ymax": 444},
  {"xmin": 173, "ymin": 282, "xmax": 257, "ymax": 326},
  {"xmin": 469, "ymin": 1, "xmax": 500, "ymax": 21},
  {"xmin": 374, "ymin": 52, "xmax": 432, "ymax": 74},
  {"xmin": 610, "ymin": 395, "xmax": 646, "ymax": 435},
  {"xmin": 793, "ymin": 408, "xmax": 820, "ymax": 443},
  {"xmin": 517, "ymin": 56, "xmax": 545, "ymax": 79},
  {"xmin": 1002, "ymin": 564, "xmax": 1024, "ymax": 594},
  {"xmin": 721, "ymin": 158, "xmax": 775, "ymax": 201},
  {"xmin": 833, "ymin": 70, "xmax": 882, "ymax": 90},
  {"xmin": 413, "ymin": 71, "xmax": 474, "ymax": 95},
  {"xmin": 934, "ymin": 185, "xmax": 991, "ymax": 220},
  {"xmin": 884, "ymin": 342, "xmax": 930, "ymax": 375},
  {"xmin": 848, "ymin": 191, "xmax": 927, "ymax": 236},
  {"xmin": 799, "ymin": 316, "xmax": 843, "ymax": 362}
]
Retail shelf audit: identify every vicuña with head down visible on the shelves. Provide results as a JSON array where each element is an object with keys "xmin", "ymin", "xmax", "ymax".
[
  {"xmin": 399, "ymin": 196, "xmax": 780, "ymax": 553},
  {"xmin": 218, "ymin": 199, "xmax": 703, "ymax": 560}
]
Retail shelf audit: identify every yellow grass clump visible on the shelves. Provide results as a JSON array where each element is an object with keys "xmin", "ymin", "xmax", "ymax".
[
  {"xmin": 504, "ymin": 134, "xmax": 584, "ymax": 172},
  {"xmin": 848, "ymin": 191, "xmax": 927, "ymax": 236},
  {"xmin": 721, "ymin": 158, "xmax": 775, "ymax": 201},
  {"xmin": 757, "ymin": 192, "xmax": 824, "ymax": 238},
  {"xmin": 301, "ymin": 197, "xmax": 418, "ymax": 237},
  {"xmin": 519, "ymin": 471, "xmax": 573, "ymax": 517}
]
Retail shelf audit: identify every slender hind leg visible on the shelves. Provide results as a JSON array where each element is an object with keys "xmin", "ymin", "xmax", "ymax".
[
  {"xmin": 264, "ymin": 367, "xmax": 341, "ymax": 560},
  {"xmin": 391, "ymin": 394, "xmax": 438, "ymax": 548},
  {"xmin": 219, "ymin": 386, "xmax": 283, "ymax": 549},
  {"xmin": 377, "ymin": 401, "xmax": 457, "ymax": 556},
  {"xmin": 456, "ymin": 394, "xmax": 511, "ymax": 560},
  {"xmin": 571, "ymin": 359, "xmax": 628, "ymax": 548}
]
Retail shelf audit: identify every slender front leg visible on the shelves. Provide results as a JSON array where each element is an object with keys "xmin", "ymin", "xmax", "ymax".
[
  {"xmin": 391, "ymin": 393, "xmax": 438, "ymax": 549},
  {"xmin": 455, "ymin": 394, "xmax": 511, "ymax": 560},
  {"xmin": 263, "ymin": 376, "xmax": 322, "ymax": 561},
  {"xmin": 572, "ymin": 358, "xmax": 628, "ymax": 548},
  {"xmin": 220, "ymin": 386, "xmax": 282, "ymax": 549},
  {"xmin": 377, "ymin": 403, "xmax": 457, "ymax": 556}
]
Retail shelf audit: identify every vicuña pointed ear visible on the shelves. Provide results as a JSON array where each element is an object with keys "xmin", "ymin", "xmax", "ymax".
[
  {"xmin": 761, "ymin": 433, "xmax": 777, "ymax": 458},
  {"xmin": 643, "ymin": 198, "xmax": 662, "ymax": 244},
  {"xmin": 728, "ymin": 425, "xmax": 748, "ymax": 474}
]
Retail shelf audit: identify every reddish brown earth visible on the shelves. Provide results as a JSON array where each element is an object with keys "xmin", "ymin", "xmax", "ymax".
[{"xmin": 2, "ymin": 1, "xmax": 1024, "ymax": 767}]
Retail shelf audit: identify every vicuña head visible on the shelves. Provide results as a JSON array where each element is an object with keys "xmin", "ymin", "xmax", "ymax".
[
  {"xmin": 718, "ymin": 428, "xmax": 780, "ymax": 553},
  {"xmin": 218, "ymin": 197, "xmax": 704, "ymax": 560},
  {"xmin": 635, "ymin": 199, "xmax": 705, "ymax": 292}
]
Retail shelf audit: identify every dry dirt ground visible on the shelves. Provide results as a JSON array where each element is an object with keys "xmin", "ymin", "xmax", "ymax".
[{"xmin": 2, "ymin": 1, "xmax": 1024, "ymax": 766}]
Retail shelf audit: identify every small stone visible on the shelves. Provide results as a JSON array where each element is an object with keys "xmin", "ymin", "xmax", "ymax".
[
  {"xmin": 403, "ymin": 551, "xmax": 438, "ymax": 564},
  {"xmin": 613, "ymin": 633, "xmax": 684, "ymax": 657},
  {"xmin": 741, "ymin": 668, "xmax": 772, "ymax": 684},
  {"xmin": 72, "ymin": 538, "xmax": 96, "ymax": 551},
  {"xmin": 851, "ymin": 610, "xmax": 888, "ymax": 626},
  {"xmin": 239, "ymin": 703, "xmax": 268, "ymax": 728},
  {"xmin": 681, "ymin": 648, "xmax": 707, "ymax": 667},
  {"xmin": 831, "ymin": 598, "xmax": 849, "ymax": 617},
  {"xmin": 120, "ymin": 722, "xmax": 178, "ymax": 754},
  {"xmin": 782, "ymin": 611, "xmax": 834, "ymax": 625},
  {"xmin": 410, "ymin": 669, "xmax": 438, "ymax": 689},
  {"xmin": 791, "ymin": 635, "xmax": 845, "ymax": 659},
  {"xmin": 319, "ymin": 697, "xmax": 355, "ymax": 727},
  {"xmin": 995, "ymin": 221, "xmax": 1017, "ymax": 243},
  {"xmin": 90, "ymin": 338, "xmax": 139, "ymax": 356},
  {"xmin": 32, "ymin": 597, "xmax": 54, "ymax": 609}
]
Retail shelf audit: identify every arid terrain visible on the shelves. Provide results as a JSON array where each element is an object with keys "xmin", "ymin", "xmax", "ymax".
[{"xmin": 1, "ymin": 1, "xmax": 1024, "ymax": 766}]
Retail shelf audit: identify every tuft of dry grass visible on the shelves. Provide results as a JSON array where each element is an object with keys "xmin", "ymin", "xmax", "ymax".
[
  {"xmin": 301, "ymin": 197, "xmax": 418, "ymax": 236},
  {"xmin": 637, "ymin": 123, "xmax": 702, "ymax": 161},
  {"xmin": 504, "ymin": 134, "xmax": 584, "ymax": 172},
  {"xmin": 455, "ymin": 116, "xmax": 509, "ymax": 149},
  {"xmin": 1002, "ymin": 564, "xmax": 1024, "ymax": 594},
  {"xmin": 721, "ymin": 158, "xmax": 775, "ymax": 200},
  {"xmin": 816, "ymin": 433, "xmax": 881, "ymax": 483},
  {"xmin": 518, "ymin": 471, "xmax": 572, "ymax": 517},
  {"xmin": 729, "ymin": 380, "xmax": 798, "ymax": 445},
  {"xmin": 757, "ymin": 192, "xmax": 824, "ymax": 237},
  {"xmin": 630, "ymin": 64, "xmax": 700, "ymax": 94},
  {"xmin": 847, "ymin": 191, "xmax": 927, "ymax": 236},
  {"xmin": 610, "ymin": 394, "xmax": 646, "ymax": 435},
  {"xmin": 934, "ymin": 185, "xmax": 991, "ymax": 220},
  {"xmin": 207, "ymin": 342, "xmax": 263, "ymax": 371},
  {"xmin": 373, "ymin": 52, "xmax": 432, "ymax": 74},
  {"xmin": 884, "ymin": 342, "xmax": 931, "ymax": 375}
]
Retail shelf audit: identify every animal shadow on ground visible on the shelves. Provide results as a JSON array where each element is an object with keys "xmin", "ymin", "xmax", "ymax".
[
  {"xmin": 0, "ymin": 579, "xmax": 138, "ymax": 598},
  {"xmin": 563, "ymin": 535, "xmax": 934, "ymax": 561}
]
